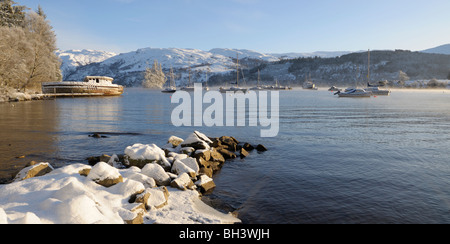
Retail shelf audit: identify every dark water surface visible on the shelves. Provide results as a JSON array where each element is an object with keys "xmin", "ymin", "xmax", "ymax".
[{"xmin": 1, "ymin": 88, "xmax": 450, "ymax": 224}]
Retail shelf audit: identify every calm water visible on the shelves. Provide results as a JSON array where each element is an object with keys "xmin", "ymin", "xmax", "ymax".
[{"xmin": 1, "ymin": 88, "xmax": 450, "ymax": 224}]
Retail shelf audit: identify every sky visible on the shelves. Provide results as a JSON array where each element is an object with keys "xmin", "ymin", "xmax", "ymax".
[{"xmin": 17, "ymin": 0, "xmax": 450, "ymax": 54}]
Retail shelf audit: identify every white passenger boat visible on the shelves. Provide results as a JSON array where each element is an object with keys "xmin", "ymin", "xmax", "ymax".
[{"xmin": 42, "ymin": 76, "xmax": 124, "ymax": 96}]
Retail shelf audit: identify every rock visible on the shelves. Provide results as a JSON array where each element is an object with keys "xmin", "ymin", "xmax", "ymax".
[
  {"xmin": 218, "ymin": 148, "xmax": 237, "ymax": 160},
  {"xmin": 171, "ymin": 160, "xmax": 196, "ymax": 178},
  {"xmin": 242, "ymin": 143, "xmax": 255, "ymax": 151},
  {"xmin": 239, "ymin": 148, "xmax": 249, "ymax": 158},
  {"xmin": 198, "ymin": 158, "xmax": 222, "ymax": 173},
  {"xmin": 194, "ymin": 149, "xmax": 211, "ymax": 161},
  {"xmin": 167, "ymin": 136, "xmax": 184, "ymax": 147},
  {"xmin": 180, "ymin": 132, "xmax": 211, "ymax": 150},
  {"xmin": 124, "ymin": 143, "xmax": 171, "ymax": 170},
  {"xmin": 87, "ymin": 162, "xmax": 124, "ymax": 187},
  {"xmin": 170, "ymin": 173, "xmax": 195, "ymax": 191},
  {"xmin": 180, "ymin": 147, "xmax": 195, "ymax": 155},
  {"xmin": 78, "ymin": 167, "xmax": 91, "ymax": 177},
  {"xmin": 141, "ymin": 163, "xmax": 171, "ymax": 186},
  {"xmin": 195, "ymin": 175, "xmax": 216, "ymax": 194},
  {"xmin": 180, "ymin": 157, "xmax": 200, "ymax": 176},
  {"xmin": 14, "ymin": 162, "xmax": 54, "ymax": 182},
  {"xmin": 209, "ymin": 148, "xmax": 225, "ymax": 164},
  {"xmin": 199, "ymin": 167, "xmax": 213, "ymax": 178},
  {"xmin": 146, "ymin": 187, "xmax": 170, "ymax": 210},
  {"xmin": 125, "ymin": 172, "xmax": 157, "ymax": 189},
  {"xmin": 86, "ymin": 156, "xmax": 101, "ymax": 166},
  {"xmin": 120, "ymin": 204, "xmax": 146, "ymax": 224},
  {"xmin": 256, "ymin": 144, "xmax": 268, "ymax": 152}
]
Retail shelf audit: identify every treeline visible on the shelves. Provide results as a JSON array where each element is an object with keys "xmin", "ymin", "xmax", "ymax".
[{"xmin": 0, "ymin": 0, "xmax": 61, "ymax": 92}]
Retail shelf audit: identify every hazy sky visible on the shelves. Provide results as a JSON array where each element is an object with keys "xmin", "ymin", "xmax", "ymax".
[{"xmin": 19, "ymin": 0, "xmax": 450, "ymax": 53}]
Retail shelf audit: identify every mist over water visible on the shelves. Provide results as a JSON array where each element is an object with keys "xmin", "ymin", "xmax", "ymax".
[{"xmin": 1, "ymin": 88, "xmax": 450, "ymax": 223}]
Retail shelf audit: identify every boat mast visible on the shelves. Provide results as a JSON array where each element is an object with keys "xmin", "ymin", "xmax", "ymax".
[
  {"xmin": 236, "ymin": 53, "xmax": 239, "ymax": 88},
  {"xmin": 257, "ymin": 69, "xmax": 260, "ymax": 87},
  {"xmin": 367, "ymin": 49, "xmax": 371, "ymax": 85}
]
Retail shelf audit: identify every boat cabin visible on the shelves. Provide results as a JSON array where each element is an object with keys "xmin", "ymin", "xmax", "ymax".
[{"xmin": 83, "ymin": 76, "xmax": 114, "ymax": 84}]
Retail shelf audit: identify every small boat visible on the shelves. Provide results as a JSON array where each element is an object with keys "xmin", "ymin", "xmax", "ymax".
[
  {"xmin": 162, "ymin": 67, "xmax": 177, "ymax": 93},
  {"xmin": 302, "ymin": 75, "xmax": 318, "ymax": 90},
  {"xmin": 365, "ymin": 84, "xmax": 391, "ymax": 96},
  {"xmin": 42, "ymin": 76, "xmax": 124, "ymax": 96},
  {"xmin": 220, "ymin": 53, "xmax": 248, "ymax": 93},
  {"xmin": 328, "ymin": 86, "xmax": 342, "ymax": 92},
  {"xmin": 220, "ymin": 86, "xmax": 248, "ymax": 93},
  {"xmin": 335, "ymin": 88, "xmax": 372, "ymax": 97}
]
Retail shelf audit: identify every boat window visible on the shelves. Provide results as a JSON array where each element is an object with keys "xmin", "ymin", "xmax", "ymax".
[{"xmin": 96, "ymin": 79, "xmax": 99, "ymax": 83}]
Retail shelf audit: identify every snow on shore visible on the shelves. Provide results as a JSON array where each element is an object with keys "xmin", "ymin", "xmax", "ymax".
[
  {"xmin": 0, "ymin": 163, "xmax": 239, "ymax": 224},
  {"xmin": 0, "ymin": 132, "xmax": 244, "ymax": 224}
]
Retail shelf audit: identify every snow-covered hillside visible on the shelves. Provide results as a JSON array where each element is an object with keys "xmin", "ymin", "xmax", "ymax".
[
  {"xmin": 58, "ymin": 47, "xmax": 349, "ymax": 85},
  {"xmin": 56, "ymin": 49, "xmax": 117, "ymax": 76},
  {"xmin": 421, "ymin": 44, "xmax": 450, "ymax": 55}
]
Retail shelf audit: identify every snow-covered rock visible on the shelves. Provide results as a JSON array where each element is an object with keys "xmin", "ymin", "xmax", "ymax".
[
  {"xmin": 87, "ymin": 162, "xmax": 123, "ymax": 187},
  {"xmin": 171, "ymin": 159, "xmax": 196, "ymax": 178},
  {"xmin": 13, "ymin": 162, "xmax": 54, "ymax": 182},
  {"xmin": 141, "ymin": 163, "xmax": 171, "ymax": 186},
  {"xmin": 124, "ymin": 143, "xmax": 171, "ymax": 169}
]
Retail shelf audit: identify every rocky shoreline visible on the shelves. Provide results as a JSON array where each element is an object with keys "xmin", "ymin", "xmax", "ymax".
[{"xmin": 0, "ymin": 131, "xmax": 267, "ymax": 224}]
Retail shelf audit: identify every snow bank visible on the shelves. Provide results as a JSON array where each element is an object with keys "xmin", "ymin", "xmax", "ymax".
[{"xmin": 0, "ymin": 163, "xmax": 240, "ymax": 224}]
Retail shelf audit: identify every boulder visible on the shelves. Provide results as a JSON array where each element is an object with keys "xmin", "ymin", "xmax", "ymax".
[
  {"xmin": 256, "ymin": 144, "xmax": 268, "ymax": 152},
  {"xmin": 14, "ymin": 162, "xmax": 54, "ymax": 182},
  {"xmin": 180, "ymin": 132, "xmax": 211, "ymax": 150},
  {"xmin": 209, "ymin": 148, "xmax": 225, "ymax": 164},
  {"xmin": 141, "ymin": 164, "xmax": 171, "ymax": 186},
  {"xmin": 218, "ymin": 148, "xmax": 237, "ymax": 160},
  {"xmin": 78, "ymin": 167, "xmax": 91, "ymax": 177},
  {"xmin": 124, "ymin": 144, "xmax": 171, "ymax": 170},
  {"xmin": 218, "ymin": 136, "xmax": 238, "ymax": 152},
  {"xmin": 198, "ymin": 158, "xmax": 222, "ymax": 173},
  {"xmin": 146, "ymin": 187, "xmax": 170, "ymax": 210},
  {"xmin": 167, "ymin": 136, "xmax": 184, "ymax": 147},
  {"xmin": 87, "ymin": 162, "xmax": 123, "ymax": 187},
  {"xmin": 242, "ymin": 143, "xmax": 255, "ymax": 151},
  {"xmin": 194, "ymin": 149, "xmax": 211, "ymax": 161},
  {"xmin": 171, "ymin": 160, "xmax": 196, "ymax": 178},
  {"xmin": 195, "ymin": 175, "xmax": 216, "ymax": 194},
  {"xmin": 170, "ymin": 173, "xmax": 195, "ymax": 191},
  {"xmin": 239, "ymin": 148, "xmax": 249, "ymax": 158}
]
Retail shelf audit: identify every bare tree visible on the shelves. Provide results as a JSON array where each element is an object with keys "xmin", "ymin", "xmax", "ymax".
[{"xmin": 142, "ymin": 60, "xmax": 166, "ymax": 88}]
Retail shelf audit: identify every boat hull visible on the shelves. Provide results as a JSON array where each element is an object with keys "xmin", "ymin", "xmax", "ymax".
[{"xmin": 42, "ymin": 82, "xmax": 124, "ymax": 96}]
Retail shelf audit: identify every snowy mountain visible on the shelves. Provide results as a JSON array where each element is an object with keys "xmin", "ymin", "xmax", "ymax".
[
  {"xmin": 270, "ymin": 51, "xmax": 352, "ymax": 59},
  {"xmin": 59, "ymin": 47, "xmax": 350, "ymax": 86},
  {"xmin": 56, "ymin": 49, "xmax": 117, "ymax": 76},
  {"xmin": 421, "ymin": 44, "xmax": 450, "ymax": 55}
]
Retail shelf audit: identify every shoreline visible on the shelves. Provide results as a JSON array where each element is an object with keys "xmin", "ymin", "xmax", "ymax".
[
  {"xmin": 1, "ymin": 86, "xmax": 450, "ymax": 103},
  {"xmin": 0, "ymin": 131, "xmax": 266, "ymax": 224}
]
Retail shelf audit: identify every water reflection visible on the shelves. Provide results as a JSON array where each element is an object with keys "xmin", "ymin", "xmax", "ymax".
[{"xmin": 0, "ymin": 100, "xmax": 59, "ymax": 180}]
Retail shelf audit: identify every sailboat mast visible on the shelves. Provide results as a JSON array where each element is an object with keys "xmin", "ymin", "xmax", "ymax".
[
  {"xmin": 236, "ymin": 53, "xmax": 239, "ymax": 87},
  {"xmin": 257, "ymin": 69, "xmax": 260, "ymax": 87},
  {"xmin": 367, "ymin": 49, "xmax": 371, "ymax": 85}
]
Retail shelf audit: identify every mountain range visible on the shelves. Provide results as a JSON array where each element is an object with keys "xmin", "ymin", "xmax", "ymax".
[{"xmin": 58, "ymin": 44, "xmax": 450, "ymax": 87}]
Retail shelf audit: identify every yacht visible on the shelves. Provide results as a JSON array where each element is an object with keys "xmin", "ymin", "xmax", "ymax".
[
  {"xmin": 161, "ymin": 67, "xmax": 177, "ymax": 93},
  {"xmin": 220, "ymin": 53, "xmax": 248, "ymax": 93},
  {"xmin": 336, "ymin": 88, "xmax": 372, "ymax": 97},
  {"xmin": 365, "ymin": 83, "xmax": 391, "ymax": 96}
]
